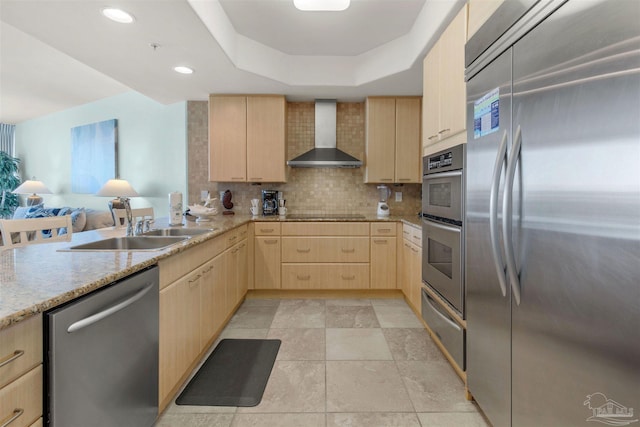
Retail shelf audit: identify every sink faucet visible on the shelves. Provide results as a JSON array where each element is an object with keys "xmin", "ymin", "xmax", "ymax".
[
  {"xmin": 120, "ymin": 197, "xmax": 134, "ymax": 237},
  {"xmin": 134, "ymin": 220, "xmax": 144, "ymax": 236}
]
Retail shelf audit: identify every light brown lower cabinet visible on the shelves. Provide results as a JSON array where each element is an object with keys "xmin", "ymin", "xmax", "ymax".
[
  {"xmin": 159, "ymin": 268, "xmax": 201, "ymax": 403},
  {"xmin": 370, "ymin": 237, "xmax": 397, "ymax": 289},
  {"xmin": 0, "ymin": 365, "xmax": 42, "ymax": 427},
  {"xmin": 281, "ymin": 264, "xmax": 370, "ymax": 289},
  {"xmin": 402, "ymin": 229, "xmax": 422, "ymax": 311},
  {"xmin": 254, "ymin": 236, "xmax": 281, "ymax": 289}
]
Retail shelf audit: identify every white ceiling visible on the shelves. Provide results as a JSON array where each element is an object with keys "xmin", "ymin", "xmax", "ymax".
[{"xmin": 0, "ymin": 0, "xmax": 464, "ymax": 124}]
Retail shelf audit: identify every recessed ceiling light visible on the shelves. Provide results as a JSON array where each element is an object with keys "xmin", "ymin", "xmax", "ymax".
[
  {"xmin": 102, "ymin": 7, "xmax": 135, "ymax": 24},
  {"xmin": 293, "ymin": 0, "xmax": 350, "ymax": 11},
  {"xmin": 174, "ymin": 66, "xmax": 194, "ymax": 75}
]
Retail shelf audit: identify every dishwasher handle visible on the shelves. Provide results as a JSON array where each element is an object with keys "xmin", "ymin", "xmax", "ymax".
[{"xmin": 67, "ymin": 283, "xmax": 155, "ymax": 333}]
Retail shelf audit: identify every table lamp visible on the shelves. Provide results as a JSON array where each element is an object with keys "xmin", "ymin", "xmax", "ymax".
[
  {"xmin": 12, "ymin": 177, "xmax": 53, "ymax": 206},
  {"xmin": 96, "ymin": 179, "xmax": 139, "ymax": 234}
]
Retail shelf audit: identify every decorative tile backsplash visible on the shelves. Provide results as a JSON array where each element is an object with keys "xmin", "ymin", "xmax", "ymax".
[{"xmin": 187, "ymin": 101, "xmax": 421, "ymax": 217}]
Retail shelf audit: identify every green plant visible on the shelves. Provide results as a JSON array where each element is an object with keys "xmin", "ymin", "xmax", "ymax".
[{"xmin": 0, "ymin": 151, "xmax": 21, "ymax": 218}]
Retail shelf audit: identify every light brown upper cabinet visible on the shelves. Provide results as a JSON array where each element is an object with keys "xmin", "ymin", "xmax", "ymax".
[
  {"xmin": 209, "ymin": 95, "xmax": 286, "ymax": 183},
  {"xmin": 365, "ymin": 97, "xmax": 422, "ymax": 183},
  {"xmin": 467, "ymin": 0, "xmax": 505, "ymax": 40},
  {"xmin": 422, "ymin": 5, "xmax": 467, "ymax": 147}
]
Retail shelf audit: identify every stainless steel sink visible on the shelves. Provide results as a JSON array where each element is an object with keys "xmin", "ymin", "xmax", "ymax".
[
  {"xmin": 140, "ymin": 228, "xmax": 216, "ymax": 237},
  {"xmin": 66, "ymin": 236, "xmax": 189, "ymax": 251}
]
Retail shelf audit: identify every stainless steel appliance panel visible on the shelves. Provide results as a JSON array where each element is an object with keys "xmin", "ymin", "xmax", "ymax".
[
  {"xmin": 465, "ymin": 48, "xmax": 513, "ymax": 427},
  {"xmin": 422, "ymin": 172, "xmax": 463, "ymax": 223},
  {"xmin": 47, "ymin": 267, "xmax": 159, "ymax": 427},
  {"xmin": 509, "ymin": 1, "xmax": 640, "ymax": 425},
  {"xmin": 422, "ymin": 219, "xmax": 463, "ymax": 314},
  {"xmin": 421, "ymin": 288, "xmax": 465, "ymax": 369}
]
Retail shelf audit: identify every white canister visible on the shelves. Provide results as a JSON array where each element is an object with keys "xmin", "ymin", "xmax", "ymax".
[{"xmin": 169, "ymin": 192, "xmax": 183, "ymax": 225}]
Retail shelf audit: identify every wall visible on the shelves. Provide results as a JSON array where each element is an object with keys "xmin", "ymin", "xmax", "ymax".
[
  {"xmin": 188, "ymin": 101, "xmax": 421, "ymax": 217},
  {"xmin": 15, "ymin": 92, "xmax": 187, "ymax": 217}
]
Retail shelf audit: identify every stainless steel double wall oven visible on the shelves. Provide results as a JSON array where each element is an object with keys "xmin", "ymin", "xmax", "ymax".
[{"xmin": 420, "ymin": 144, "xmax": 465, "ymax": 369}]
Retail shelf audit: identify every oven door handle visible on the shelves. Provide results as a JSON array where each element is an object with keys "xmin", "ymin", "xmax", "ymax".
[
  {"xmin": 423, "ymin": 170, "xmax": 462, "ymax": 180},
  {"xmin": 503, "ymin": 126, "xmax": 522, "ymax": 306},
  {"xmin": 424, "ymin": 220, "xmax": 461, "ymax": 234},
  {"xmin": 490, "ymin": 130, "xmax": 509, "ymax": 298}
]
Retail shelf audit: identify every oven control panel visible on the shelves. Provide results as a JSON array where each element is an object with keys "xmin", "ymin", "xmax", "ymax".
[{"xmin": 423, "ymin": 143, "xmax": 465, "ymax": 175}]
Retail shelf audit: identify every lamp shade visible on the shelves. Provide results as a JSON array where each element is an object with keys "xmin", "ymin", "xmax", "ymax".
[
  {"xmin": 96, "ymin": 179, "xmax": 139, "ymax": 197},
  {"xmin": 12, "ymin": 179, "xmax": 52, "ymax": 195}
]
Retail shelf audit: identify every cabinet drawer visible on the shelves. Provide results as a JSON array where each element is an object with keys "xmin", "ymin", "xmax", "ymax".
[
  {"xmin": 370, "ymin": 222, "xmax": 397, "ymax": 236},
  {"xmin": 226, "ymin": 225, "xmax": 248, "ymax": 248},
  {"xmin": 0, "ymin": 315, "xmax": 42, "ymax": 389},
  {"xmin": 421, "ymin": 288, "xmax": 464, "ymax": 370},
  {"xmin": 282, "ymin": 237, "xmax": 370, "ymax": 263},
  {"xmin": 282, "ymin": 222, "xmax": 369, "ymax": 236},
  {"xmin": 159, "ymin": 234, "xmax": 226, "ymax": 289},
  {"xmin": 0, "ymin": 365, "xmax": 42, "ymax": 427},
  {"xmin": 254, "ymin": 222, "xmax": 281, "ymax": 236},
  {"xmin": 403, "ymin": 223, "xmax": 422, "ymax": 247},
  {"xmin": 282, "ymin": 264, "xmax": 370, "ymax": 289}
]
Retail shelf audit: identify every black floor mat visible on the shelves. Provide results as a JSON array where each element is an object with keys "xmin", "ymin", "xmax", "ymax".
[{"xmin": 175, "ymin": 339, "xmax": 281, "ymax": 407}]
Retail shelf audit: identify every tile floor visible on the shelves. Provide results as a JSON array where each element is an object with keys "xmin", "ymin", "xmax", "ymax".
[{"xmin": 155, "ymin": 298, "xmax": 490, "ymax": 427}]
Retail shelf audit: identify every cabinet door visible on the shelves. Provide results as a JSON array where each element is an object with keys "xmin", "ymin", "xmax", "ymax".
[
  {"xmin": 438, "ymin": 5, "xmax": 467, "ymax": 140},
  {"xmin": 159, "ymin": 271, "xmax": 201, "ymax": 403},
  {"xmin": 409, "ymin": 242, "xmax": 422, "ymax": 311},
  {"xmin": 370, "ymin": 237, "xmax": 397, "ymax": 289},
  {"xmin": 422, "ymin": 45, "xmax": 441, "ymax": 145},
  {"xmin": 467, "ymin": 0, "xmax": 505, "ymax": 40},
  {"xmin": 235, "ymin": 241, "xmax": 248, "ymax": 301},
  {"xmin": 365, "ymin": 98, "xmax": 396, "ymax": 183},
  {"xmin": 401, "ymin": 240, "xmax": 412, "ymax": 300},
  {"xmin": 225, "ymin": 246, "xmax": 238, "ymax": 312},
  {"xmin": 246, "ymin": 96, "xmax": 286, "ymax": 183},
  {"xmin": 200, "ymin": 257, "xmax": 224, "ymax": 349},
  {"xmin": 395, "ymin": 98, "xmax": 422, "ymax": 183},
  {"xmin": 209, "ymin": 95, "xmax": 247, "ymax": 182},
  {"xmin": 254, "ymin": 237, "xmax": 281, "ymax": 289}
]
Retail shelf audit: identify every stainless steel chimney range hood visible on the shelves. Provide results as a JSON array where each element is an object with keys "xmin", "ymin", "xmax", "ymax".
[{"xmin": 287, "ymin": 99, "xmax": 363, "ymax": 168}]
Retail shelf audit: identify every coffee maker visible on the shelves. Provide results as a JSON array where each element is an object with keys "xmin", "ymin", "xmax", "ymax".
[{"xmin": 262, "ymin": 190, "xmax": 278, "ymax": 216}]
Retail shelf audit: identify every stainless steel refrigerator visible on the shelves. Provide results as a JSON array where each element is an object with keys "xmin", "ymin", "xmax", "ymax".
[{"xmin": 465, "ymin": 1, "xmax": 640, "ymax": 426}]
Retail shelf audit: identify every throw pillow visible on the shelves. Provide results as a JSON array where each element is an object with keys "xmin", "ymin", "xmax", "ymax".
[{"xmin": 12, "ymin": 203, "xmax": 44, "ymax": 219}]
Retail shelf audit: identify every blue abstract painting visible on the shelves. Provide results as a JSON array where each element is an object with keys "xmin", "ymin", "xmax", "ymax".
[{"xmin": 71, "ymin": 119, "xmax": 117, "ymax": 193}]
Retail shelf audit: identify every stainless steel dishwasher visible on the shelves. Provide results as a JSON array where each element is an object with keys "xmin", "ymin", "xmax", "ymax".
[{"xmin": 45, "ymin": 266, "xmax": 159, "ymax": 427}]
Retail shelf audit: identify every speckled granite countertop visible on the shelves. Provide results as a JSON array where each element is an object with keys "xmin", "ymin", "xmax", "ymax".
[{"xmin": 0, "ymin": 214, "xmax": 421, "ymax": 330}]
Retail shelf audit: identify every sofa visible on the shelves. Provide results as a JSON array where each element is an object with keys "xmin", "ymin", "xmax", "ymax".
[{"xmin": 12, "ymin": 204, "xmax": 115, "ymax": 233}]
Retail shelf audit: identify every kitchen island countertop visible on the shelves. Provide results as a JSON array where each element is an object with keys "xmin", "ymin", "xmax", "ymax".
[{"xmin": 0, "ymin": 214, "xmax": 420, "ymax": 330}]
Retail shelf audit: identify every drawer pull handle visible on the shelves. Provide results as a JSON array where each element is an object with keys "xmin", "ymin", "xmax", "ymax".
[
  {"xmin": 249, "ymin": 177, "xmax": 262, "ymax": 181},
  {"xmin": 411, "ymin": 247, "xmax": 419, "ymax": 253},
  {"xmin": 264, "ymin": 239, "xmax": 278, "ymax": 244},
  {"xmin": 296, "ymin": 275, "xmax": 311, "ymax": 280},
  {"xmin": 231, "ymin": 177, "xmax": 244, "ymax": 180},
  {"xmin": 229, "ymin": 236, "xmax": 237, "ymax": 241},
  {"xmin": 260, "ymin": 228, "xmax": 275, "ymax": 233},
  {"xmin": 341, "ymin": 248, "xmax": 355, "ymax": 253},
  {"xmin": 438, "ymin": 128, "xmax": 451, "ymax": 134},
  {"xmin": 296, "ymin": 248, "xmax": 311, "ymax": 253},
  {"xmin": 380, "ymin": 178, "xmax": 392, "ymax": 181},
  {"xmin": 1, "ymin": 408, "xmax": 23, "ymax": 427},
  {"xmin": 0, "ymin": 350, "xmax": 24, "ymax": 368},
  {"xmin": 373, "ymin": 239, "xmax": 388, "ymax": 244},
  {"xmin": 189, "ymin": 274, "xmax": 202, "ymax": 284},
  {"xmin": 404, "ymin": 243, "xmax": 412, "ymax": 249},
  {"xmin": 428, "ymin": 134, "xmax": 439, "ymax": 140},
  {"xmin": 203, "ymin": 266, "xmax": 214, "ymax": 273},
  {"xmin": 341, "ymin": 275, "xmax": 356, "ymax": 280},
  {"xmin": 377, "ymin": 228, "xmax": 391, "ymax": 233}
]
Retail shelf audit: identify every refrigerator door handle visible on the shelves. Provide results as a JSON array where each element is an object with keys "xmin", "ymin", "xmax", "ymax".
[
  {"xmin": 490, "ymin": 130, "xmax": 509, "ymax": 297},
  {"xmin": 503, "ymin": 125, "xmax": 522, "ymax": 305}
]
